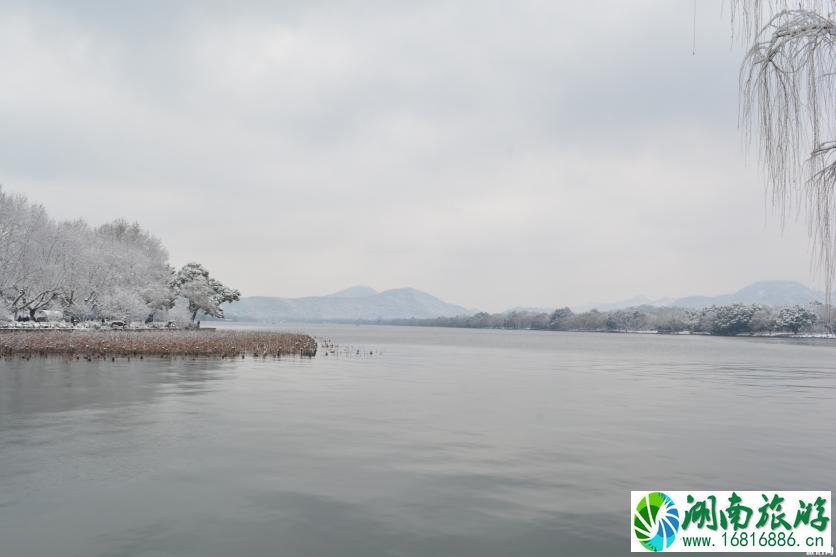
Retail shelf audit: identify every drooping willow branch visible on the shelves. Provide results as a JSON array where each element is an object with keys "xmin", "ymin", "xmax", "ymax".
[{"xmin": 730, "ymin": 1, "xmax": 835, "ymax": 313}]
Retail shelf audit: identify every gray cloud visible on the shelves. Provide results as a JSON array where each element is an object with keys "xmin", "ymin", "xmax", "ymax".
[{"xmin": 0, "ymin": 0, "xmax": 818, "ymax": 311}]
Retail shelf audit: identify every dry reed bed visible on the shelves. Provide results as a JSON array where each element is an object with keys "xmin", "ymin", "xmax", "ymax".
[{"xmin": 0, "ymin": 330, "xmax": 317, "ymax": 358}]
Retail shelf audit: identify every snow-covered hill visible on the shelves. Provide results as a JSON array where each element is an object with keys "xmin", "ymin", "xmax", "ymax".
[
  {"xmin": 222, "ymin": 286, "xmax": 474, "ymax": 322},
  {"xmin": 575, "ymin": 281, "xmax": 828, "ymax": 312},
  {"xmin": 672, "ymin": 281, "xmax": 827, "ymax": 308}
]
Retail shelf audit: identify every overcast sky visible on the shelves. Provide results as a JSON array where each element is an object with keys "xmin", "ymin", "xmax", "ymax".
[{"xmin": 0, "ymin": 0, "xmax": 820, "ymax": 311}]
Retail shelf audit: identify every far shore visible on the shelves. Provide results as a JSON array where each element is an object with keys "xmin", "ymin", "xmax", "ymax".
[
  {"xmin": 373, "ymin": 323, "xmax": 836, "ymax": 340},
  {"xmin": 213, "ymin": 320, "xmax": 836, "ymax": 340}
]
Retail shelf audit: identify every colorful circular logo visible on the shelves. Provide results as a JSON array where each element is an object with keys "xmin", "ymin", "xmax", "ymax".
[{"xmin": 634, "ymin": 492, "xmax": 680, "ymax": 552}]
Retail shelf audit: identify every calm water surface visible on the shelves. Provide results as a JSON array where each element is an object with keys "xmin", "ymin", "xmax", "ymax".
[{"xmin": 1, "ymin": 325, "xmax": 834, "ymax": 556}]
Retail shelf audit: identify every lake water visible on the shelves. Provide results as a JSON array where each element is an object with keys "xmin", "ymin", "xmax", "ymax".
[{"xmin": 1, "ymin": 325, "xmax": 834, "ymax": 556}]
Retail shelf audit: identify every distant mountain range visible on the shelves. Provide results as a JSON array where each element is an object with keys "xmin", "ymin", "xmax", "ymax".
[
  {"xmin": 222, "ymin": 286, "xmax": 473, "ymax": 322},
  {"xmin": 571, "ymin": 295, "xmax": 674, "ymax": 313},
  {"xmin": 670, "ymin": 280, "xmax": 828, "ymax": 309},
  {"xmin": 221, "ymin": 280, "xmax": 829, "ymax": 323},
  {"xmin": 503, "ymin": 306, "xmax": 556, "ymax": 315},
  {"xmin": 575, "ymin": 281, "xmax": 829, "ymax": 312}
]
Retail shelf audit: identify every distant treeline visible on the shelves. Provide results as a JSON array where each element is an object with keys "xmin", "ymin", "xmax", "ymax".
[{"xmin": 383, "ymin": 303, "xmax": 832, "ymax": 336}]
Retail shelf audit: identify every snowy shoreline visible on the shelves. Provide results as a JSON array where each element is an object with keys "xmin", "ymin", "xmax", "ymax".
[{"xmin": 553, "ymin": 329, "xmax": 836, "ymax": 339}]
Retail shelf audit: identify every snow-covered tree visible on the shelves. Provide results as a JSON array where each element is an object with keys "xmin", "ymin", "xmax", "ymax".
[
  {"xmin": 0, "ymin": 195, "xmax": 71, "ymax": 320},
  {"xmin": 0, "ymin": 188, "xmax": 37, "ymax": 305},
  {"xmin": 652, "ymin": 307, "xmax": 691, "ymax": 333},
  {"xmin": 0, "ymin": 187, "xmax": 188, "ymax": 323},
  {"xmin": 730, "ymin": 2, "xmax": 835, "ymax": 314},
  {"xmin": 606, "ymin": 309, "xmax": 647, "ymax": 332},
  {"xmin": 171, "ymin": 263, "xmax": 240, "ymax": 323},
  {"xmin": 695, "ymin": 304, "xmax": 761, "ymax": 336},
  {"xmin": 548, "ymin": 307, "xmax": 574, "ymax": 330},
  {"xmin": 749, "ymin": 305, "xmax": 777, "ymax": 333},
  {"xmin": 141, "ymin": 281, "xmax": 177, "ymax": 321},
  {"xmin": 91, "ymin": 220, "xmax": 173, "ymax": 321},
  {"xmin": 775, "ymin": 305, "xmax": 818, "ymax": 333}
]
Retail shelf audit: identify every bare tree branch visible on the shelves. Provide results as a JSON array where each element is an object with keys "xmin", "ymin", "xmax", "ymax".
[{"xmin": 731, "ymin": 1, "xmax": 835, "ymax": 320}]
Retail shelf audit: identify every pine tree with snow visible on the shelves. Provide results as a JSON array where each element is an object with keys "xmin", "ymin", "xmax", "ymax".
[{"xmin": 171, "ymin": 263, "xmax": 240, "ymax": 324}]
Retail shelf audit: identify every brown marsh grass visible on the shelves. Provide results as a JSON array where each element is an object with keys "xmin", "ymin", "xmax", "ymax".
[{"xmin": 0, "ymin": 330, "xmax": 317, "ymax": 359}]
